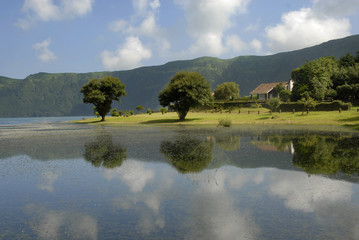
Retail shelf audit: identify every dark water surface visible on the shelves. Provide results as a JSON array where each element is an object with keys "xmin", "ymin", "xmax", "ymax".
[{"xmin": 1, "ymin": 120, "xmax": 359, "ymax": 240}]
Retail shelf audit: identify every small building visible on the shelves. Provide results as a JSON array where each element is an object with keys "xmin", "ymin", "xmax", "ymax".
[{"xmin": 250, "ymin": 79, "xmax": 294, "ymax": 100}]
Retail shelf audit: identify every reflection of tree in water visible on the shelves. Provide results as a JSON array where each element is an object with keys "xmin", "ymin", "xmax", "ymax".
[
  {"xmin": 83, "ymin": 133, "xmax": 127, "ymax": 168},
  {"xmin": 160, "ymin": 137, "xmax": 214, "ymax": 173},
  {"xmin": 291, "ymin": 135, "xmax": 359, "ymax": 175},
  {"xmin": 215, "ymin": 135, "xmax": 241, "ymax": 151}
]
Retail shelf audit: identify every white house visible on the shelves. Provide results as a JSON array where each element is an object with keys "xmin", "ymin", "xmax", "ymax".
[{"xmin": 250, "ymin": 79, "xmax": 294, "ymax": 100}]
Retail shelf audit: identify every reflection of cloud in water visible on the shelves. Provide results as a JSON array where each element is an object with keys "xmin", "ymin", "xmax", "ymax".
[
  {"xmin": 187, "ymin": 168, "xmax": 261, "ymax": 240},
  {"xmin": 25, "ymin": 204, "xmax": 97, "ymax": 240},
  {"xmin": 37, "ymin": 170, "xmax": 60, "ymax": 193},
  {"xmin": 104, "ymin": 159, "xmax": 155, "ymax": 192},
  {"xmin": 109, "ymin": 161, "xmax": 174, "ymax": 235},
  {"xmin": 269, "ymin": 171, "xmax": 353, "ymax": 212}
]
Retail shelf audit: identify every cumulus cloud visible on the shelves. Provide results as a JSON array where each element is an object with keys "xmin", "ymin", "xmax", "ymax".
[
  {"xmin": 37, "ymin": 170, "xmax": 60, "ymax": 192},
  {"xmin": 185, "ymin": 168, "xmax": 260, "ymax": 240},
  {"xmin": 101, "ymin": 36, "xmax": 152, "ymax": 70},
  {"xmin": 269, "ymin": 171, "xmax": 353, "ymax": 213},
  {"xmin": 16, "ymin": 0, "xmax": 93, "ymax": 29},
  {"xmin": 265, "ymin": 0, "xmax": 356, "ymax": 53},
  {"xmin": 174, "ymin": 0, "xmax": 251, "ymax": 56},
  {"xmin": 104, "ymin": 0, "xmax": 169, "ymax": 69},
  {"xmin": 25, "ymin": 204, "xmax": 98, "ymax": 240},
  {"xmin": 32, "ymin": 38, "xmax": 57, "ymax": 62},
  {"xmin": 104, "ymin": 159, "xmax": 155, "ymax": 192}
]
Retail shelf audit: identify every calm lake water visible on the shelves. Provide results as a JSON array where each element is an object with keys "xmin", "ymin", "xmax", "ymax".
[{"xmin": 1, "ymin": 118, "xmax": 359, "ymax": 240}]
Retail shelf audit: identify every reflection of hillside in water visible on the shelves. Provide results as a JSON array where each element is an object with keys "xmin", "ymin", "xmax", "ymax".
[{"xmin": 1, "ymin": 124, "xmax": 359, "ymax": 179}]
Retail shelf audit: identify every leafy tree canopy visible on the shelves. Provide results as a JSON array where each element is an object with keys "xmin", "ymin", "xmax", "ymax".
[
  {"xmin": 81, "ymin": 76, "xmax": 126, "ymax": 121},
  {"xmin": 291, "ymin": 56, "xmax": 339, "ymax": 101},
  {"xmin": 158, "ymin": 71, "xmax": 212, "ymax": 120},
  {"xmin": 213, "ymin": 82, "xmax": 240, "ymax": 101}
]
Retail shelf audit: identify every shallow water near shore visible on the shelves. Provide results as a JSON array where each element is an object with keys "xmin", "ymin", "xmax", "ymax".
[{"xmin": 1, "ymin": 118, "xmax": 359, "ymax": 240}]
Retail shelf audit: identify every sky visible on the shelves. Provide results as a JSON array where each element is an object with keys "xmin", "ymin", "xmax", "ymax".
[{"xmin": 1, "ymin": 0, "xmax": 359, "ymax": 79}]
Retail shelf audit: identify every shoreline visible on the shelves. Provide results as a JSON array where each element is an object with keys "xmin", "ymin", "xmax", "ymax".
[{"xmin": 72, "ymin": 109, "xmax": 359, "ymax": 131}]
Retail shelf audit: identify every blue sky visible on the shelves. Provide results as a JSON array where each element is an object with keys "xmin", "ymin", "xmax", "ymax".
[{"xmin": 1, "ymin": 0, "xmax": 359, "ymax": 79}]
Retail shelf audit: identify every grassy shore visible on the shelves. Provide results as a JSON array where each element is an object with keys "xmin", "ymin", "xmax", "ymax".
[{"xmin": 74, "ymin": 107, "xmax": 359, "ymax": 131}]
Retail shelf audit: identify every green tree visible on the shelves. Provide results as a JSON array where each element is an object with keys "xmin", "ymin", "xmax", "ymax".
[
  {"xmin": 136, "ymin": 105, "xmax": 144, "ymax": 113},
  {"xmin": 279, "ymin": 90, "xmax": 292, "ymax": 102},
  {"xmin": 267, "ymin": 97, "xmax": 281, "ymax": 111},
  {"xmin": 160, "ymin": 107, "xmax": 167, "ymax": 114},
  {"xmin": 147, "ymin": 108, "xmax": 152, "ymax": 115},
  {"xmin": 158, "ymin": 71, "xmax": 212, "ymax": 120},
  {"xmin": 111, "ymin": 108, "xmax": 119, "ymax": 117},
  {"xmin": 339, "ymin": 53, "xmax": 356, "ymax": 68},
  {"xmin": 274, "ymin": 83, "xmax": 285, "ymax": 97},
  {"xmin": 81, "ymin": 76, "xmax": 126, "ymax": 121},
  {"xmin": 213, "ymin": 82, "xmax": 240, "ymax": 101},
  {"xmin": 291, "ymin": 57, "xmax": 338, "ymax": 101}
]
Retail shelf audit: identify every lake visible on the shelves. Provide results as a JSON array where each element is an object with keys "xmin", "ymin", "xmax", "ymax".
[{"xmin": 1, "ymin": 118, "xmax": 359, "ymax": 240}]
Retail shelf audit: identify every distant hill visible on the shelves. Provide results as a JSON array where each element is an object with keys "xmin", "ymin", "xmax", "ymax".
[{"xmin": 1, "ymin": 35, "xmax": 359, "ymax": 117}]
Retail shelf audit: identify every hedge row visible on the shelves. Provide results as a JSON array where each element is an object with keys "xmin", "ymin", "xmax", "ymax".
[
  {"xmin": 278, "ymin": 101, "xmax": 352, "ymax": 112},
  {"xmin": 202, "ymin": 100, "xmax": 352, "ymax": 112}
]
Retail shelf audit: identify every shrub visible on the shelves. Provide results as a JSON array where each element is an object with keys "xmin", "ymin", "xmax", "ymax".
[
  {"xmin": 267, "ymin": 98, "xmax": 281, "ymax": 111},
  {"xmin": 147, "ymin": 108, "xmax": 152, "ymax": 115},
  {"xmin": 160, "ymin": 107, "xmax": 167, "ymax": 114},
  {"xmin": 111, "ymin": 108, "xmax": 119, "ymax": 117},
  {"xmin": 217, "ymin": 118, "xmax": 232, "ymax": 127}
]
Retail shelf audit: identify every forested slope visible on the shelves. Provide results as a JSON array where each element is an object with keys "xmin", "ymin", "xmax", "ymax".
[{"xmin": 0, "ymin": 35, "xmax": 358, "ymax": 117}]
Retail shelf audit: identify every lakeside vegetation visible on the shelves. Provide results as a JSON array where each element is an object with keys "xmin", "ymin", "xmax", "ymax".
[{"xmin": 74, "ymin": 107, "xmax": 359, "ymax": 131}]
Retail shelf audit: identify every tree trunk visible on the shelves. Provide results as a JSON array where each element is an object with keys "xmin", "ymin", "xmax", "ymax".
[
  {"xmin": 101, "ymin": 115, "xmax": 106, "ymax": 121},
  {"xmin": 178, "ymin": 110, "xmax": 188, "ymax": 121}
]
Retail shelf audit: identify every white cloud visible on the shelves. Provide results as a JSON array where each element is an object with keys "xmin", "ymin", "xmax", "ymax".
[
  {"xmin": 186, "ymin": 168, "xmax": 260, "ymax": 240},
  {"xmin": 16, "ymin": 0, "xmax": 93, "ymax": 29},
  {"xmin": 226, "ymin": 35, "xmax": 246, "ymax": 52},
  {"xmin": 174, "ymin": 0, "xmax": 251, "ymax": 56},
  {"xmin": 101, "ymin": 36, "xmax": 152, "ymax": 70},
  {"xmin": 38, "ymin": 170, "xmax": 60, "ymax": 192},
  {"xmin": 25, "ymin": 204, "xmax": 98, "ymax": 240},
  {"xmin": 104, "ymin": 159, "xmax": 155, "ymax": 192},
  {"xmin": 265, "ymin": 1, "xmax": 352, "ymax": 53},
  {"xmin": 105, "ymin": 0, "xmax": 167, "ymax": 68},
  {"xmin": 250, "ymin": 38, "xmax": 263, "ymax": 53},
  {"xmin": 32, "ymin": 38, "xmax": 57, "ymax": 62},
  {"xmin": 269, "ymin": 171, "xmax": 352, "ymax": 213}
]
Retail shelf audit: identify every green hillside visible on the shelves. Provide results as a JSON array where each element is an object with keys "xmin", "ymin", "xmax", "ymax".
[{"xmin": 1, "ymin": 35, "xmax": 359, "ymax": 117}]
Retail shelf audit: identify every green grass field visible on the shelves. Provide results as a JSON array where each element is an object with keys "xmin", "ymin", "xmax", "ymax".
[{"xmin": 74, "ymin": 107, "xmax": 359, "ymax": 131}]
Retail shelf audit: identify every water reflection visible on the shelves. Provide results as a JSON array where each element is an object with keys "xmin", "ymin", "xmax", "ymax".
[
  {"xmin": 160, "ymin": 136, "xmax": 214, "ymax": 173},
  {"xmin": 25, "ymin": 204, "xmax": 98, "ymax": 240},
  {"xmin": 215, "ymin": 135, "xmax": 241, "ymax": 151},
  {"xmin": 83, "ymin": 131, "xmax": 127, "ymax": 168},
  {"xmin": 2, "ymin": 124, "xmax": 359, "ymax": 239},
  {"xmin": 250, "ymin": 134, "xmax": 359, "ymax": 175}
]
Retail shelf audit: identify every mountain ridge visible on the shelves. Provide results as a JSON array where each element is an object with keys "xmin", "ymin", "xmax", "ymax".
[{"xmin": 1, "ymin": 35, "xmax": 359, "ymax": 117}]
